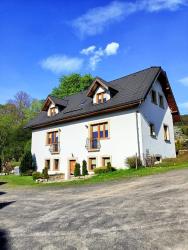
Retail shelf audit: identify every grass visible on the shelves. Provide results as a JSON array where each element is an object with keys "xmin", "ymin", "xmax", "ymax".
[{"xmin": 0, "ymin": 160, "xmax": 188, "ymax": 189}]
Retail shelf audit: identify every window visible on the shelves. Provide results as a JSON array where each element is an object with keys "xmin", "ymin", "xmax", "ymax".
[
  {"xmin": 45, "ymin": 160, "xmax": 50, "ymax": 170},
  {"xmin": 54, "ymin": 159, "xmax": 59, "ymax": 171},
  {"xmin": 159, "ymin": 94, "xmax": 164, "ymax": 109},
  {"xmin": 102, "ymin": 157, "xmax": 111, "ymax": 166},
  {"xmin": 164, "ymin": 125, "xmax": 170, "ymax": 141},
  {"xmin": 151, "ymin": 90, "xmax": 157, "ymax": 105},
  {"xmin": 91, "ymin": 122, "xmax": 109, "ymax": 140},
  {"xmin": 50, "ymin": 107, "xmax": 56, "ymax": 116},
  {"xmin": 96, "ymin": 92, "xmax": 106, "ymax": 104},
  {"xmin": 47, "ymin": 131, "xmax": 58, "ymax": 145},
  {"xmin": 89, "ymin": 158, "xmax": 97, "ymax": 170},
  {"xmin": 150, "ymin": 123, "xmax": 156, "ymax": 138}
]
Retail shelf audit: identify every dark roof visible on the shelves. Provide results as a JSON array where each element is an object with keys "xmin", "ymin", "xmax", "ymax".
[{"xmin": 26, "ymin": 66, "xmax": 180, "ymax": 129}]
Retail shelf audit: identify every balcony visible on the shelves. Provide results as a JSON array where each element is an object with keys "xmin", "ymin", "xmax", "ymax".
[
  {"xmin": 49, "ymin": 143, "xmax": 60, "ymax": 154},
  {"xmin": 85, "ymin": 138, "xmax": 101, "ymax": 152}
]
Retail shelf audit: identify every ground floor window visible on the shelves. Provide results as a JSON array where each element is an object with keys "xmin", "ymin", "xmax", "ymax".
[
  {"xmin": 102, "ymin": 157, "xmax": 111, "ymax": 166},
  {"xmin": 54, "ymin": 159, "xmax": 59, "ymax": 171},
  {"xmin": 45, "ymin": 159, "xmax": 50, "ymax": 170},
  {"xmin": 89, "ymin": 157, "xmax": 97, "ymax": 170}
]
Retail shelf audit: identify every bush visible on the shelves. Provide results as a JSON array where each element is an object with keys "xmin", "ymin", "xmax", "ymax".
[
  {"xmin": 94, "ymin": 167, "xmax": 109, "ymax": 174},
  {"xmin": 11, "ymin": 161, "xmax": 21, "ymax": 168},
  {"xmin": 32, "ymin": 171, "xmax": 43, "ymax": 181},
  {"xmin": 106, "ymin": 162, "xmax": 116, "ymax": 172},
  {"xmin": 74, "ymin": 163, "xmax": 81, "ymax": 177},
  {"xmin": 94, "ymin": 164, "xmax": 116, "ymax": 175},
  {"xmin": 182, "ymin": 126, "xmax": 188, "ymax": 136},
  {"xmin": 126, "ymin": 156, "xmax": 142, "ymax": 169},
  {"xmin": 82, "ymin": 160, "xmax": 88, "ymax": 176},
  {"xmin": 42, "ymin": 167, "xmax": 49, "ymax": 180},
  {"xmin": 175, "ymin": 139, "xmax": 184, "ymax": 154}
]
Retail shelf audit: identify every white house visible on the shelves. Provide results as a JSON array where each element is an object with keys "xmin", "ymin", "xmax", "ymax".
[{"xmin": 26, "ymin": 67, "xmax": 180, "ymax": 179}]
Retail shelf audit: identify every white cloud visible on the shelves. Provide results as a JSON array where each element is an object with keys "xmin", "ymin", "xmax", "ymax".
[
  {"xmin": 105, "ymin": 42, "xmax": 119, "ymax": 55},
  {"xmin": 80, "ymin": 45, "xmax": 96, "ymax": 55},
  {"xmin": 140, "ymin": 0, "xmax": 188, "ymax": 12},
  {"xmin": 179, "ymin": 76, "xmax": 188, "ymax": 86},
  {"xmin": 72, "ymin": 0, "xmax": 187, "ymax": 37},
  {"xmin": 40, "ymin": 55, "xmax": 83, "ymax": 73},
  {"xmin": 81, "ymin": 42, "xmax": 120, "ymax": 70}
]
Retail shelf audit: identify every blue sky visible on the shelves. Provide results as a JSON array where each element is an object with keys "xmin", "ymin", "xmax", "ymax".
[{"xmin": 0, "ymin": 0, "xmax": 188, "ymax": 114}]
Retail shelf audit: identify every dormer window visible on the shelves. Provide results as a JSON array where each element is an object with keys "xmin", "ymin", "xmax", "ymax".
[
  {"xmin": 50, "ymin": 107, "xmax": 56, "ymax": 116},
  {"xmin": 96, "ymin": 92, "xmax": 106, "ymax": 104}
]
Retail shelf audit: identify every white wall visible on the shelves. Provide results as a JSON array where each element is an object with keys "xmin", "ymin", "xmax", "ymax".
[
  {"xmin": 31, "ymin": 109, "xmax": 140, "ymax": 178},
  {"xmin": 139, "ymin": 80, "xmax": 176, "ymax": 159}
]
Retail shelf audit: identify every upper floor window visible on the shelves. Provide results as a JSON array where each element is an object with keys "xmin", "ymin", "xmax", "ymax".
[
  {"xmin": 164, "ymin": 125, "xmax": 170, "ymax": 142},
  {"xmin": 49, "ymin": 107, "xmax": 56, "ymax": 116},
  {"xmin": 150, "ymin": 123, "xmax": 156, "ymax": 138},
  {"xmin": 159, "ymin": 94, "xmax": 164, "ymax": 109},
  {"xmin": 151, "ymin": 90, "xmax": 157, "ymax": 105},
  {"xmin": 91, "ymin": 122, "xmax": 109, "ymax": 140},
  {"xmin": 96, "ymin": 92, "xmax": 106, "ymax": 104},
  {"xmin": 47, "ymin": 131, "xmax": 58, "ymax": 145}
]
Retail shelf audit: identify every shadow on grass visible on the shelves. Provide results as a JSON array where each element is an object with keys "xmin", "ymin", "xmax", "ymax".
[
  {"xmin": 0, "ymin": 201, "xmax": 16, "ymax": 210},
  {"xmin": 0, "ymin": 229, "xmax": 10, "ymax": 250}
]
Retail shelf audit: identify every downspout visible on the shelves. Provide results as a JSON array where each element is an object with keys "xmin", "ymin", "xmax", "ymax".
[{"xmin": 135, "ymin": 102, "xmax": 142, "ymax": 159}]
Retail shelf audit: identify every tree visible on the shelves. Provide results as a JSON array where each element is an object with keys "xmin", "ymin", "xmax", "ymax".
[
  {"xmin": 82, "ymin": 160, "xmax": 88, "ymax": 176},
  {"xmin": 51, "ymin": 73, "xmax": 94, "ymax": 99},
  {"xmin": 0, "ymin": 157, "xmax": 2, "ymax": 173},
  {"xmin": 74, "ymin": 163, "xmax": 81, "ymax": 177},
  {"xmin": 20, "ymin": 151, "xmax": 33, "ymax": 175}
]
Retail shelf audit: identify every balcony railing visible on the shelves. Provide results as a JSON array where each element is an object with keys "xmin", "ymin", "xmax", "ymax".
[
  {"xmin": 49, "ymin": 143, "xmax": 60, "ymax": 154},
  {"xmin": 85, "ymin": 138, "xmax": 101, "ymax": 151}
]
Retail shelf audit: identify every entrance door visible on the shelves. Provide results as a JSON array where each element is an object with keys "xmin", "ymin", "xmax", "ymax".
[{"xmin": 69, "ymin": 160, "xmax": 76, "ymax": 175}]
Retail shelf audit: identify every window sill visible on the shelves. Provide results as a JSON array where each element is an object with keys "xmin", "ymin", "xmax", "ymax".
[{"xmin": 87, "ymin": 149, "xmax": 100, "ymax": 152}]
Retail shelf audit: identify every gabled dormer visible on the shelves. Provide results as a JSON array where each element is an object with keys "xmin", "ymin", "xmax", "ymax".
[
  {"xmin": 87, "ymin": 77, "xmax": 117, "ymax": 104},
  {"xmin": 42, "ymin": 95, "xmax": 67, "ymax": 117}
]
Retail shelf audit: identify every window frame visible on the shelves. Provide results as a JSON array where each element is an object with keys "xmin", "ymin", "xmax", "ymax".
[
  {"xmin": 45, "ymin": 159, "xmax": 51, "ymax": 170},
  {"xmin": 102, "ymin": 156, "xmax": 111, "ymax": 167},
  {"xmin": 151, "ymin": 90, "xmax": 157, "ymax": 105},
  {"xmin": 96, "ymin": 92, "xmax": 106, "ymax": 104},
  {"xmin": 46, "ymin": 131, "xmax": 59, "ymax": 145},
  {"xmin": 50, "ymin": 107, "xmax": 56, "ymax": 116},
  {"xmin": 149, "ymin": 123, "xmax": 157, "ymax": 139},
  {"xmin": 90, "ymin": 122, "xmax": 109, "ymax": 140},
  {"xmin": 159, "ymin": 94, "xmax": 164, "ymax": 109},
  {"xmin": 53, "ymin": 159, "xmax": 59, "ymax": 171},
  {"xmin": 88, "ymin": 157, "xmax": 97, "ymax": 170},
  {"xmin": 164, "ymin": 124, "xmax": 170, "ymax": 142}
]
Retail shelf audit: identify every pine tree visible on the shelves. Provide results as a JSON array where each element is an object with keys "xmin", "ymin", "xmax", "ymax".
[
  {"xmin": 82, "ymin": 160, "xmax": 88, "ymax": 176},
  {"xmin": 0, "ymin": 157, "xmax": 2, "ymax": 173},
  {"xmin": 20, "ymin": 151, "xmax": 32, "ymax": 175},
  {"xmin": 74, "ymin": 163, "xmax": 81, "ymax": 177}
]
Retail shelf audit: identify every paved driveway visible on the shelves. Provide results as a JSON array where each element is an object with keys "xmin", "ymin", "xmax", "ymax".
[{"xmin": 1, "ymin": 169, "xmax": 188, "ymax": 250}]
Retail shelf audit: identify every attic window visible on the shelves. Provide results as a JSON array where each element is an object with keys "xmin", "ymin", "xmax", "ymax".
[
  {"xmin": 50, "ymin": 107, "xmax": 56, "ymax": 116},
  {"xmin": 151, "ymin": 90, "xmax": 157, "ymax": 105},
  {"xmin": 96, "ymin": 92, "xmax": 106, "ymax": 104}
]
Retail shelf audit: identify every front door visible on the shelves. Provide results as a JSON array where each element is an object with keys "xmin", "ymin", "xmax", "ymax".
[{"xmin": 69, "ymin": 160, "xmax": 76, "ymax": 175}]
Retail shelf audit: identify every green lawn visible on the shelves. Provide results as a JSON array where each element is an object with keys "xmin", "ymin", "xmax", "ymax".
[{"xmin": 0, "ymin": 162, "xmax": 188, "ymax": 188}]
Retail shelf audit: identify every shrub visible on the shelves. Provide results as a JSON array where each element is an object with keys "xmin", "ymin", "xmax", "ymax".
[
  {"xmin": 74, "ymin": 163, "xmax": 81, "ymax": 177},
  {"xmin": 106, "ymin": 162, "xmax": 116, "ymax": 172},
  {"xmin": 94, "ymin": 164, "xmax": 116, "ymax": 175},
  {"xmin": 182, "ymin": 126, "xmax": 188, "ymax": 136},
  {"xmin": 94, "ymin": 167, "xmax": 109, "ymax": 174},
  {"xmin": 32, "ymin": 171, "xmax": 43, "ymax": 181},
  {"xmin": 82, "ymin": 160, "xmax": 88, "ymax": 176},
  {"xmin": 175, "ymin": 139, "xmax": 184, "ymax": 154},
  {"xmin": 126, "ymin": 156, "xmax": 142, "ymax": 169},
  {"xmin": 42, "ymin": 167, "xmax": 49, "ymax": 180}
]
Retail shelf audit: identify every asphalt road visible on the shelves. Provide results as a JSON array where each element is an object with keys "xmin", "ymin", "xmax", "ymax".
[{"xmin": 1, "ymin": 169, "xmax": 188, "ymax": 250}]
